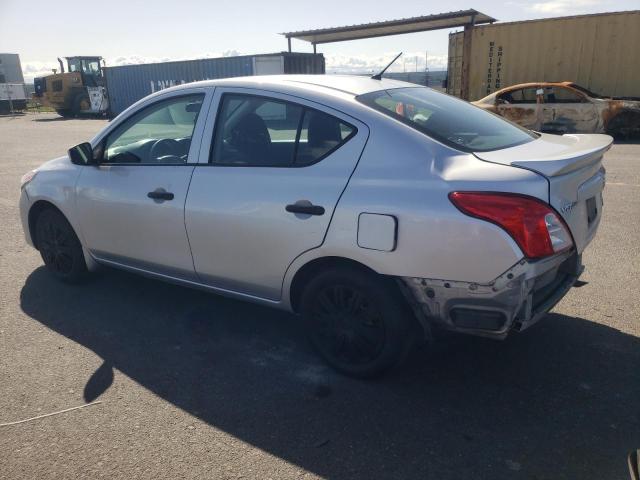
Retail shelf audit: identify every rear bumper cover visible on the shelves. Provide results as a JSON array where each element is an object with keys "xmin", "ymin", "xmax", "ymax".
[{"xmin": 401, "ymin": 251, "xmax": 582, "ymax": 339}]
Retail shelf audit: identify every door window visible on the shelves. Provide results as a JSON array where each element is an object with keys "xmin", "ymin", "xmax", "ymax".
[
  {"xmin": 211, "ymin": 93, "xmax": 355, "ymax": 167},
  {"xmin": 104, "ymin": 94, "xmax": 204, "ymax": 164},
  {"xmin": 544, "ymin": 86, "xmax": 585, "ymax": 103},
  {"xmin": 296, "ymin": 109, "xmax": 355, "ymax": 166},
  {"xmin": 498, "ymin": 88, "xmax": 538, "ymax": 104}
]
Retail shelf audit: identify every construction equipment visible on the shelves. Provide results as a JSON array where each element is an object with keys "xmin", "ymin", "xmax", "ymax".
[{"xmin": 33, "ymin": 56, "xmax": 108, "ymax": 117}]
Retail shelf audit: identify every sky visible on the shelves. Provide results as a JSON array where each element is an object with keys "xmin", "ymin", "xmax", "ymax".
[{"xmin": 1, "ymin": 0, "xmax": 637, "ymax": 82}]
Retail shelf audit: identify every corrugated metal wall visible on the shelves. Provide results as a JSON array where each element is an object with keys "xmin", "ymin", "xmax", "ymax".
[
  {"xmin": 105, "ymin": 53, "xmax": 324, "ymax": 116},
  {"xmin": 447, "ymin": 10, "xmax": 640, "ymax": 100},
  {"xmin": 283, "ymin": 52, "xmax": 325, "ymax": 74}
]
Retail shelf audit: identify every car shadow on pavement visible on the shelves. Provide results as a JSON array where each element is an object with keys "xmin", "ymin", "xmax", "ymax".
[{"xmin": 20, "ymin": 266, "xmax": 640, "ymax": 480}]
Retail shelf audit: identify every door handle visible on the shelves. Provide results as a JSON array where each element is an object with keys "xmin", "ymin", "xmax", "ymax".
[
  {"xmin": 285, "ymin": 201, "xmax": 325, "ymax": 216},
  {"xmin": 147, "ymin": 190, "xmax": 174, "ymax": 201}
]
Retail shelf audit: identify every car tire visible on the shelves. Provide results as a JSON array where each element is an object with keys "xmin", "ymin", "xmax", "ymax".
[
  {"xmin": 300, "ymin": 266, "xmax": 412, "ymax": 378},
  {"xmin": 35, "ymin": 208, "xmax": 87, "ymax": 282}
]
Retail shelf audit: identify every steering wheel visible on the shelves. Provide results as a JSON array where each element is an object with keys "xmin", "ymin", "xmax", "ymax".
[{"xmin": 150, "ymin": 138, "xmax": 182, "ymax": 162}]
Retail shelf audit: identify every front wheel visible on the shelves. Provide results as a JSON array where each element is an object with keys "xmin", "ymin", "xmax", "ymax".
[
  {"xmin": 35, "ymin": 208, "xmax": 87, "ymax": 282},
  {"xmin": 72, "ymin": 94, "xmax": 91, "ymax": 117},
  {"xmin": 300, "ymin": 267, "xmax": 412, "ymax": 378}
]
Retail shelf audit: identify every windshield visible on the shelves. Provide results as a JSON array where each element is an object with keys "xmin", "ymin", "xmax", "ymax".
[{"xmin": 357, "ymin": 87, "xmax": 537, "ymax": 152}]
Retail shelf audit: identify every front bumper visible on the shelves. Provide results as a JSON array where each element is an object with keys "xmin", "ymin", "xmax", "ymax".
[
  {"xmin": 401, "ymin": 251, "xmax": 582, "ymax": 339},
  {"xmin": 19, "ymin": 188, "xmax": 35, "ymax": 247}
]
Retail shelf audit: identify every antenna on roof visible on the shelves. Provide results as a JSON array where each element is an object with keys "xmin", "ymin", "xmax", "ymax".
[{"xmin": 371, "ymin": 52, "xmax": 403, "ymax": 80}]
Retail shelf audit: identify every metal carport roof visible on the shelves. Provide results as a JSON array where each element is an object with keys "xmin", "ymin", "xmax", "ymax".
[{"xmin": 282, "ymin": 9, "xmax": 496, "ymax": 49}]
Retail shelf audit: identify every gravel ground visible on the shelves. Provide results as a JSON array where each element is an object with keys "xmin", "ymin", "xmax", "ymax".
[{"xmin": 1, "ymin": 112, "xmax": 639, "ymax": 480}]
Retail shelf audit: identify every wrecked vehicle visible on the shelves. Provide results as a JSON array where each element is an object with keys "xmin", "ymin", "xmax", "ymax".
[
  {"xmin": 473, "ymin": 82, "xmax": 640, "ymax": 137},
  {"xmin": 19, "ymin": 75, "xmax": 610, "ymax": 377}
]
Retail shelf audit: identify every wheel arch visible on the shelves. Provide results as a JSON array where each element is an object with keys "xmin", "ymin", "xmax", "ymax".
[
  {"xmin": 28, "ymin": 200, "xmax": 64, "ymax": 250},
  {"xmin": 288, "ymin": 256, "xmax": 380, "ymax": 313},
  {"xmin": 27, "ymin": 199, "xmax": 99, "ymax": 272},
  {"xmin": 606, "ymin": 109, "xmax": 640, "ymax": 138}
]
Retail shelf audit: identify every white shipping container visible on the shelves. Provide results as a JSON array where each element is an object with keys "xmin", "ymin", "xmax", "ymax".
[{"xmin": 0, "ymin": 83, "xmax": 27, "ymax": 101}]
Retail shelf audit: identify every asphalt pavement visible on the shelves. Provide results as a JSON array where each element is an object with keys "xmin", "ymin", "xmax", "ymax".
[{"xmin": 1, "ymin": 112, "xmax": 638, "ymax": 479}]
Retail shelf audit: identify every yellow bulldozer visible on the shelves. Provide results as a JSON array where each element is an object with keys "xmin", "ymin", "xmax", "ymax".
[{"xmin": 33, "ymin": 56, "xmax": 109, "ymax": 117}]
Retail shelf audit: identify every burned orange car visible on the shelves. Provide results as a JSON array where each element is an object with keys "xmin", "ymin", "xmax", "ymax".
[{"xmin": 473, "ymin": 82, "xmax": 640, "ymax": 137}]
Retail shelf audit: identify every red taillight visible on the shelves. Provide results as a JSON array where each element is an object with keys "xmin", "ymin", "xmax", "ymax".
[{"xmin": 449, "ymin": 192, "xmax": 573, "ymax": 259}]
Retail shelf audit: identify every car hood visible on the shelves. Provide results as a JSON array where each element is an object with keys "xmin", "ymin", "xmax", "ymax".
[
  {"xmin": 38, "ymin": 155, "xmax": 73, "ymax": 172},
  {"xmin": 473, "ymin": 133, "xmax": 612, "ymax": 177}
]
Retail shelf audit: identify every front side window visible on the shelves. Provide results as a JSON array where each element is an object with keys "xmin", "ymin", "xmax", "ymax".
[
  {"xmin": 211, "ymin": 94, "xmax": 355, "ymax": 167},
  {"xmin": 67, "ymin": 58, "xmax": 81, "ymax": 73},
  {"xmin": 104, "ymin": 94, "xmax": 204, "ymax": 164},
  {"xmin": 358, "ymin": 87, "xmax": 536, "ymax": 152},
  {"xmin": 82, "ymin": 60, "xmax": 102, "ymax": 77},
  {"xmin": 497, "ymin": 88, "xmax": 539, "ymax": 104}
]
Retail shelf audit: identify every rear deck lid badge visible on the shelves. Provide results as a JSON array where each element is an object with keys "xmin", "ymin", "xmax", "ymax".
[{"xmin": 561, "ymin": 201, "xmax": 577, "ymax": 214}]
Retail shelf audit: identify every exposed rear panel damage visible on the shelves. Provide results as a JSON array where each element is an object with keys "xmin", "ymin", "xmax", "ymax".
[{"xmin": 401, "ymin": 251, "xmax": 582, "ymax": 339}]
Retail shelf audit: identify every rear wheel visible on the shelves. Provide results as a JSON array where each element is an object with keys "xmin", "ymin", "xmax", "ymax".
[
  {"xmin": 35, "ymin": 208, "xmax": 87, "ymax": 282},
  {"xmin": 300, "ymin": 267, "xmax": 411, "ymax": 378},
  {"xmin": 607, "ymin": 111, "xmax": 640, "ymax": 139}
]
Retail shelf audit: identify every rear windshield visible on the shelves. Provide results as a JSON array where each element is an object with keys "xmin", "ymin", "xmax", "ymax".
[{"xmin": 357, "ymin": 87, "xmax": 537, "ymax": 152}]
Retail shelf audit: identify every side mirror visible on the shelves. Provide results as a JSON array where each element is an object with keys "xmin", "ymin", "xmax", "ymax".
[{"xmin": 68, "ymin": 142, "xmax": 95, "ymax": 166}]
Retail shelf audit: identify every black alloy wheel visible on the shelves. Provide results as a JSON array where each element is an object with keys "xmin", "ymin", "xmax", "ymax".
[
  {"xmin": 301, "ymin": 267, "xmax": 411, "ymax": 378},
  {"xmin": 310, "ymin": 283, "xmax": 386, "ymax": 366},
  {"xmin": 35, "ymin": 208, "xmax": 87, "ymax": 282}
]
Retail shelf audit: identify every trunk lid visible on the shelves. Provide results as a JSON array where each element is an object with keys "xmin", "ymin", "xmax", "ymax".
[{"xmin": 474, "ymin": 133, "xmax": 612, "ymax": 254}]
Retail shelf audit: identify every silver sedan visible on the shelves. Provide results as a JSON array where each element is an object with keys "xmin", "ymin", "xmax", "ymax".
[{"xmin": 19, "ymin": 75, "xmax": 610, "ymax": 377}]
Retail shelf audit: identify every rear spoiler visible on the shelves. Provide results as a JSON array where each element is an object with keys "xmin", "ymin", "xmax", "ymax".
[{"xmin": 475, "ymin": 134, "xmax": 613, "ymax": 177}]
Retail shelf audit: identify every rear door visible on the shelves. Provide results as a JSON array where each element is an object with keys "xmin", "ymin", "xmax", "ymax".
[
  {"xmin": 542, "ymin": 86, "xmax": 599, "ymax": 133},
  {"xmin": 185, "ymin": 88, "xmax": 368, "ymax": 300}
]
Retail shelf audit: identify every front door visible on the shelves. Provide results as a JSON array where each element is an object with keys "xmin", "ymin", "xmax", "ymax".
[
  {"xmin": 496, "ymin": 87, "xmax": 553, "ymax": 130},
  {"xmin": 185, "ymin": 89, "xmax": 368, "ymax": 300},
  {"xmin": 76, "ymin": 91, "xmax": 208, "ymax": 280}
]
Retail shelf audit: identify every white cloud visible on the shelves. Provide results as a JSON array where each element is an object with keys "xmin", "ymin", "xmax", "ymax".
[
  {"xmin": 324, "ymin": 51, "xmax": 448, "ymax": 74},
  {"xmin": 523, "ymin": 0, "xmax": 599, "ymax": 14}
]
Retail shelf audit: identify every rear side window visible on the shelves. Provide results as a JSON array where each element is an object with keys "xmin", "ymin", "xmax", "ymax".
[
  {"xmin": 544, "ymin": 87, "xmax": 585, "ymax": 103},
  {"xmin": 357, "ymin": 87, "xmax": 536, "ymax": 152},
  {"xmin": 211, "ymin": 93, "xmax": 355, "ymax": 167},
  {"xmin": 296, "ymin": 110, "xmax": 355, "ymax": 167}
]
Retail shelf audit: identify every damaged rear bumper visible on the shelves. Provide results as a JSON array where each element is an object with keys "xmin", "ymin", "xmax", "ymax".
[{"xmin": 400, "ymin": 252, "xmax": 582, "ymax": 339}]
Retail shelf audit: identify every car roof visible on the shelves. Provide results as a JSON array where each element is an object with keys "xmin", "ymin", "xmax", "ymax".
[
  {"xmin": 165, "ymin": 74, "xmax": 417, "ymax": 97},
  {"xmin": 474, "ymin": 81, "xmax": 583, "ymax": 102},
  {"xmin": 493, "ymin": 81, "xmax": 579, "ymax": 94}
]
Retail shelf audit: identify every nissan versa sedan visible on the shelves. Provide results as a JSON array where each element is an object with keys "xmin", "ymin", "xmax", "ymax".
[{"xmin": 19, "ymin": 75, "xmax": 610, "ymax": 377}]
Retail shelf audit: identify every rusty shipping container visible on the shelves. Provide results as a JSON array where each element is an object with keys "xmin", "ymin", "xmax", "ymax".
[
  {"xmin": 104, "ymin": 52, "xmax": 325, "ymax": 116},
  {"xmin": 447, "ymin": 10, "xmax": 640, "ymax": 100}
]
